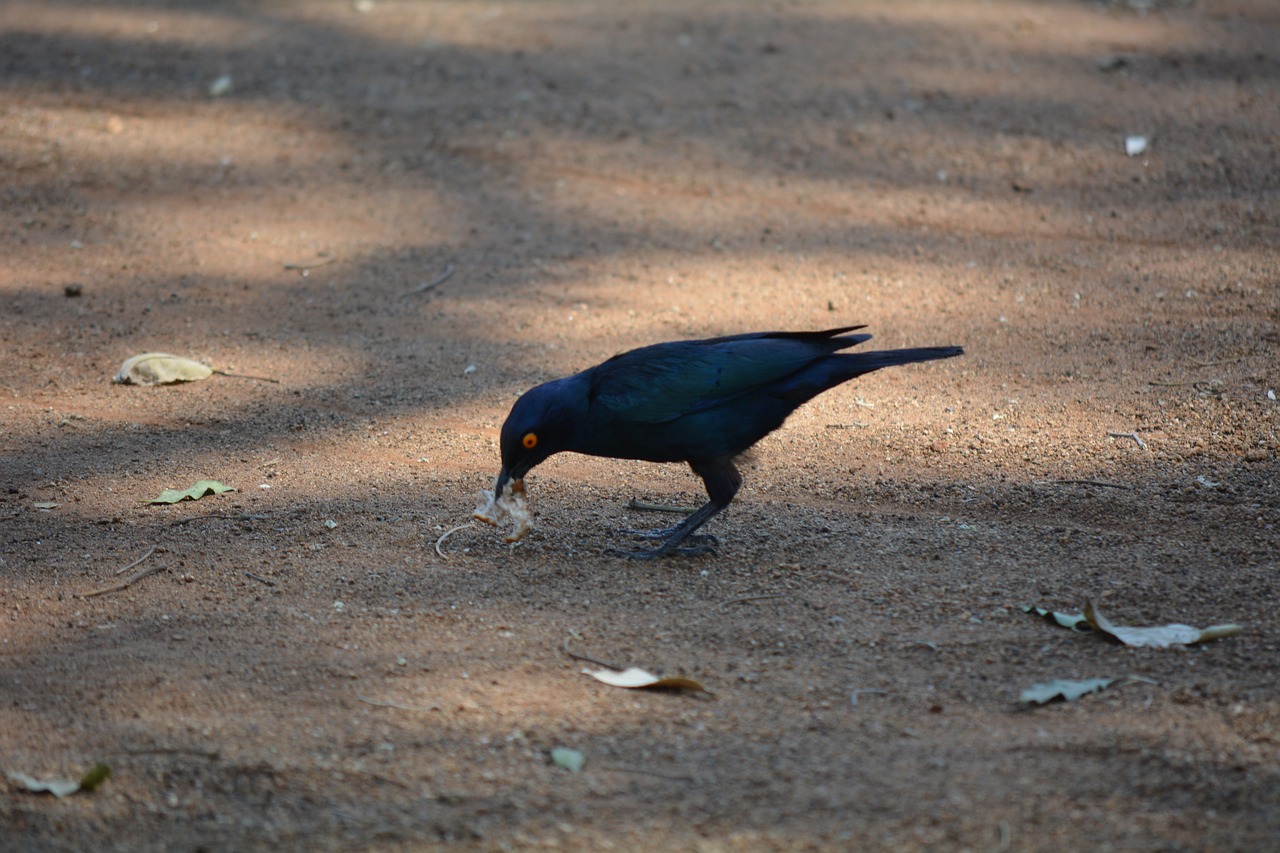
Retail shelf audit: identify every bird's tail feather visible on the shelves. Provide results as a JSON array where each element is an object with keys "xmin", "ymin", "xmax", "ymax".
[
  {"xmin": 839, "ymin": 345, "xmax": 964, "ymax": 375},
  {"xmin": 772, "ymin": 345, "xmax": 962, "ymax": 405}
]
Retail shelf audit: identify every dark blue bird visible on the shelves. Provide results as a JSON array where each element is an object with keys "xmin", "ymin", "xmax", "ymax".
[{"xmin": 493, "ymin": 326, "xmax": 962, "ymax": 558}]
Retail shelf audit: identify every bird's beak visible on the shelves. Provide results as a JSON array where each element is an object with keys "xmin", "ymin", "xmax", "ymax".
[
  {"xmin": 494, "ymin": 466, "xmax": 526, "ymax": 498},
  {"xmin": 493, "ymin": 467, "xmax": 511, "ymax": 497}
]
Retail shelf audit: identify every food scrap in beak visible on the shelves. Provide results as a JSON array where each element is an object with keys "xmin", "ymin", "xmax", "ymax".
[{"xmin": 474, "ymin": 476, "xmax": 532, "ymax": 543}]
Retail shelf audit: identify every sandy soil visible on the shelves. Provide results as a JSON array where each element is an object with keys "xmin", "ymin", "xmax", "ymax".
[{"xmin": 2, "ymin": 1, "xmax": 1277, "ymax": 850}]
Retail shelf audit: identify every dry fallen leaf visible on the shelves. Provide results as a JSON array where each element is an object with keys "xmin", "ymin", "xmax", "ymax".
[
  {"xmin": 147, "ymin": 480, "xmax": 237, "ymax": 505},
  {"xmin": 1019, "ymin": 674, "xmax": 1157, "ymax": 705},
  {"xmin": 5, "ymin": 771, "xmax": 82, "ymax": 797},
  {"xmin": 583, "ymin": 667, "xmax": 710, "ymax": 694},
  {"xmin": 113, "ymin": 353, "xmax": 213, "ymax": 386},
  {"xmin": 474, "ymin": 477, "xmax": 533, "ymax": 543},
  {"xmin": 6, "ymin": 763, "xmax": 110, "ymax": 797},
  {"xmin": 1019, "ymin": 677, "xmax": 1116, "ymax": 705},
  {"xmin": 1024, "ymin": 605, "xmax": 1091, "ymax": 632},
  {"xmin": 1085, "ymin": 600, "xmax": 1243, "ymax": 648},
  {"xmin": 78, "ymin": 764, "xmax": 111, "ymax": 792}
]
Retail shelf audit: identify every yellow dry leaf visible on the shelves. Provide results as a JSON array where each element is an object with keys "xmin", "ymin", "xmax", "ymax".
[{"xmin": 113, "ymin": 353, "xmax": 213, "ymax": 385}]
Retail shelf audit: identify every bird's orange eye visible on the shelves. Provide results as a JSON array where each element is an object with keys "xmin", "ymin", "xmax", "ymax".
[{"xmin": 522, "ymin": 432, "xmax": 538, "ymax": 449}]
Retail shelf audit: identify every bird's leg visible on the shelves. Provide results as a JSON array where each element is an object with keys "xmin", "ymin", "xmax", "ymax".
[
  {"xmin": 608, "ymin": 457, "xmax": 741, "ymax": 559},
  {"xmin": 607, "ymin": 501, "xmax": 725, "ymax": 558},
  {"xmin": 618, "ymin": 500, "xmax": 703, "ymax": 539},
  {"xmin": 623, "ymin": 527, "xmax": 719, "ymax": 547},
  {"xmin": 618, "ymin": 518, "xmax": 717, "ymax": 544}
]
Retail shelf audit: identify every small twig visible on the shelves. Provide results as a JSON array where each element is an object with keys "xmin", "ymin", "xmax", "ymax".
[
  {"xmin": 435, "ymin": 522, "xmax": 473, "ymax": 558},
  {"xmin": 599, "ymin": 765, "xmax": 695, "ymax": 783},
  {"xmin": 1043, "ymin": 479, "xmax": 1132, "ymax": 490},
  {"xmin": 1107, "ymin": 431, "xmax": 1148, "ymax": 450},
  {"xmin": 364, "ymin": 772, "xmax": 413, "ymax": 790},
  {"xmin": 171, "ymin": 513, "xmax": 269, "ymax": 527},
  {"xmin": 212, "ymin": 369, "xmax": 280, "ymax": 384},
  {"xmin": 82, "ymin": 564, "xmax": 166, "ymax": 598},
  {"xmin": 113, "ymin": 546, "xmax": 156, "ymax": 576},
  {"xmin": 108, "ymin": 747, "xmax": 220, "ymax": 760},
  {"xmin": 406, "ymin": 263, "xmax": 455, "ymax": 295},
  {"xmin": 562, "ymin": 638, "xmax": 624, "ymax": 672},
  {"xmin": 719, "ymin": 593, "xmax": 788, "ymax": 608},
  {"xmin": 283, "ymin": 255, "xmax": 336, "ymax": 275},
  {"xmin": 1122, "ymin": 674, "xmax": 1161, "ymax": 687},
  {"xmin": 356, "ymin": 695, "xmax": 440, "ymax": 712},
  {"xmin": 1151, "ymin": 376, "xmax": 1226, "ymax": 390},
  {"xmin": 245, "ymin": 571, "xmax": 275, "ymax": 587},
  {"xmin": 824, "ymin": 422, "xmax": 869, "ymax": 430},
  {"xmin": 626, "ymin": 498, "xmax": 696, "ymax": 515}
]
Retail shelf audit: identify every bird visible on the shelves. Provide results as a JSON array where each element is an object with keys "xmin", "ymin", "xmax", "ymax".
[{"xmin": 491, "ymin": 325, "xmax": 962, "ymax": 558}]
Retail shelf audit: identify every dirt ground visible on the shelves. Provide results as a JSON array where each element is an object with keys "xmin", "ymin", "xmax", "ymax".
[{"xmin": 2, "ymin": 0, "xmax": 1277, "ymax": 850}]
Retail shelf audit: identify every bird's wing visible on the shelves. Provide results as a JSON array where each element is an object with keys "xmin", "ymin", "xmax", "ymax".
[{"xmin": 588, "ymin": 334, "xmax": 865, "ymax": 424}]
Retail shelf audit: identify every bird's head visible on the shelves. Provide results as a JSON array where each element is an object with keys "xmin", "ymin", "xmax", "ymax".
[{"xmin": 493, "ymin": 378, "xmax": 582, "ymax": 495}]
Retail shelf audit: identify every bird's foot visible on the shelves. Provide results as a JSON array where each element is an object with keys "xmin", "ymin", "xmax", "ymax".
[
  {"xmin": 619, "ymin": 526, "xmax": 719, "ymax": 547},
  {"xmin": 605, "ymin": 541, "xmax": 718, "ymax": 560},
  {"xmin": 610, "ymin": 497, "xmax": 725, "ymax": 558}
]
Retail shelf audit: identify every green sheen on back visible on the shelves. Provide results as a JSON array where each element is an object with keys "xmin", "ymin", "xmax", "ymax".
[{"xmin": 587, "ymin": 336, "xmax": 847, "ymax": 425}]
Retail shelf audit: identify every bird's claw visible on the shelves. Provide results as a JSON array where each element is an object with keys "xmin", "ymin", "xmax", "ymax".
[
  {"xmin": 619, "ymin": 527, "xmax": 719, "ymax": 547},
  {"xmin": 605, "ymin": 542, "xmax": 718, "ymax": 560}
]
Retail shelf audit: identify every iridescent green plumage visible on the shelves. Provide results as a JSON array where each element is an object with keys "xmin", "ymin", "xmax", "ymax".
[{"xmin": 493, "ymin": 326, "xmax": 962, "ymax": 557}]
